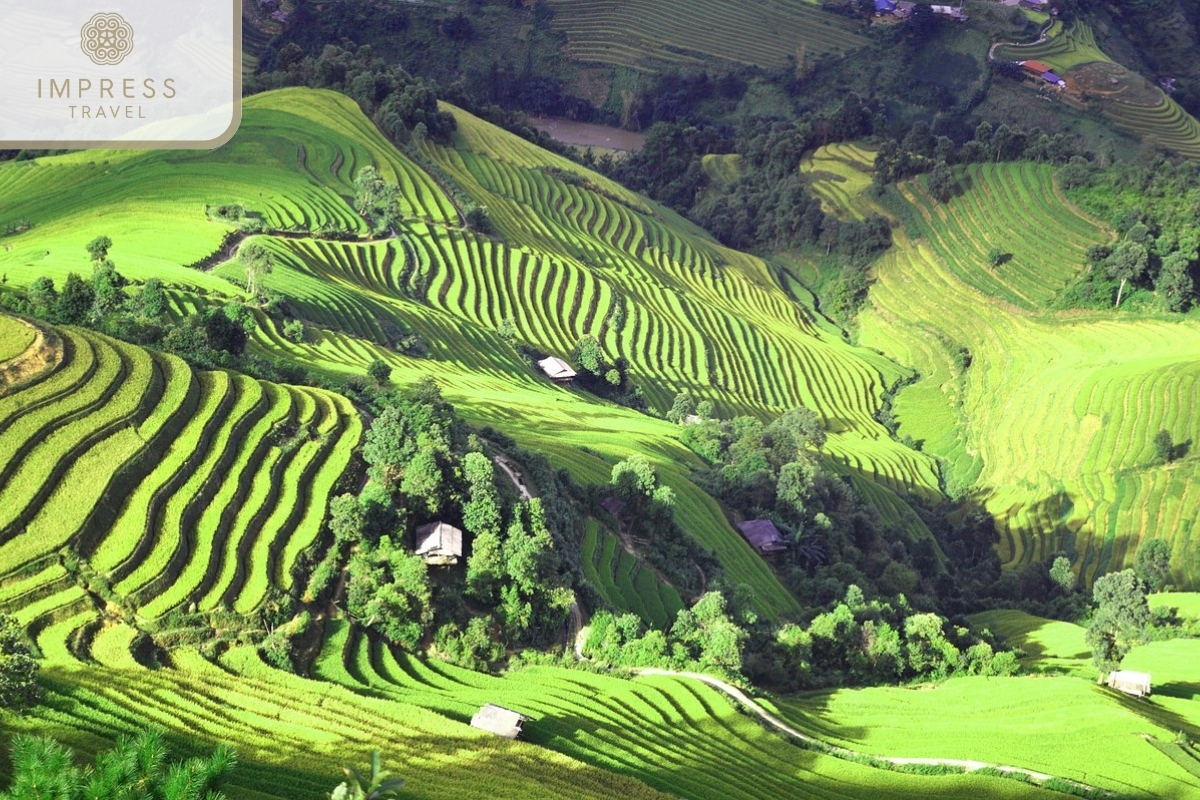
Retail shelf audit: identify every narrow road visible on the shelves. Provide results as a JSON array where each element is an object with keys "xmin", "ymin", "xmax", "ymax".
[
  {"xmin": 633, "ymin": 668, "xmax": 1112, "ymax": 796},
  {"xmin": 493, "ymin": 454, "xmax": 532, "ymax": 500}
]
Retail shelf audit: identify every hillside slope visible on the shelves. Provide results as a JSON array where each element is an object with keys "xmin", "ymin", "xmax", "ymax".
[{"xmin": 0, "ymin": 87, "xmax": 948, "ymax": 619}]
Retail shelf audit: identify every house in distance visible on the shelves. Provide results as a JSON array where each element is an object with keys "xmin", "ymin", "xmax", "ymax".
[
  {"xmin": 470, "ymin": 704, "xmax": 532, "ymax": 738},
  {"xmin": 414, "ymin": 521, "xmax": 464, "ymax": 565},
  {"xmin": 537, "ymin": 356, "xmax": 577, "ymax": 383},
  {"xmin": 736, "ymin": 519, "xmax": 789, "ymax": 556}
]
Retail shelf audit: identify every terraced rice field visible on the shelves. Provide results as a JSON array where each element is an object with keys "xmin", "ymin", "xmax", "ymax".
[
  {"xmin": 0, "ymin": 89, "xmax": 452, "ymax": 292},
  {"xmin": 308, "ymin": 621, "xmax": 1060, "ymax": 799},
  {"xmin": 581, "ymin": 519, "xmax": 683, "ymax": 629},
  {"xmin": 800, "ymin": 142, "xmax": 881, "ymax": 221},
  {"xmin": 0, "ymin": 314, "xmax": 35, "ymax": 362},
  {"xmin": 546, "ymin": 0, "xmax": 867, "ymax": 70},
  {"xmin": 855, "ymin": 155, "xmax": 1200, "ymax": 586},
  {"xmin": 994, "ymin": 22, "xmax": 1200, "ymax": 160},
  {"xmin": 1104, "ymin": 94, "xmax": 1200, "ymax": 160},
  {"xmin": 993, "ymin": 21, "xmax": 1107, "ymax": 71},
  {"xmin": 768, "ymin": 667, "xmax": 1200, "ymax": 796},
  {"xmin": 0, "ymin": 320, "xmax": 360, "ymax": 626}
]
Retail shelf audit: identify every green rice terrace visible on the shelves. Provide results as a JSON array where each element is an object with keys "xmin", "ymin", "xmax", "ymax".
[
  {"xmin": 545, "ymin": 0, "xmax": 867, "ymax": 70},
  {"xmin": 2, "ymin": 83, "xmax": 1200, "ymax": 798}
]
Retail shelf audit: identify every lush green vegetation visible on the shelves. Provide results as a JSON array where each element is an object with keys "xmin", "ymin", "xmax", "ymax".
[{"xmin": 3, "ymin": 21, "xmax": 1200, "ymax": 788}]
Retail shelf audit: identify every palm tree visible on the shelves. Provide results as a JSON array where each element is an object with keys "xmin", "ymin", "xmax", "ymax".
[{"xmin": 330, "ymin": 751, "xmax": 405, "ymax": 800}]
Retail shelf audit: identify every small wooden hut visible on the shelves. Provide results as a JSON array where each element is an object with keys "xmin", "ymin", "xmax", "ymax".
[
  {"xmin": 1106, "ymin": 670, "xmax": 1151, "ymax": 697},
  {"xmin": 736, "ymin": 519, "xmax": 788, "ymax": 556},
  {"xmin": 414, "ymin": 521, "xmax": 464, "ymax": 565},
  {"xmin": 470, "ymin": 704, "xmax": 531, "ymax": 738}
]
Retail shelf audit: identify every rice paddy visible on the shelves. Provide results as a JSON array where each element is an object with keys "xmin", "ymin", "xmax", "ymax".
[
  {"xmin": 2, "ymin": 84, "xmax": 1198, "ymax": 798},
  {"xmin": 546, "ymin": 0, "xmax": 867, "ymax": 70},
  {"xmin": 844, "ymin": 149, "xmax": 1200, "ymax": 587}
]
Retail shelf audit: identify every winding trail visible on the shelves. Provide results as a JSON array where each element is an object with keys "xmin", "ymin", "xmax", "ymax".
[{"xmin": 633, "ymin": 668, "xmax": 1113, "ymax": 797}]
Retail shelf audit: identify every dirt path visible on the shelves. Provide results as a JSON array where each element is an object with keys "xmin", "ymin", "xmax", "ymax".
[
  {"xmin": 568, "ymin": 601, "xmax": 587, "ymax": 659},
  {"xmin": 529, "ymin": 117, "xmax": 647, "ymax": 152},
  {"xmin": 493, "ymin": 455, "xmax": 532, "ymax": 500},
  {"xmin": 633, "ymin": 668, "xmax": 1113, "ymax": 796}
]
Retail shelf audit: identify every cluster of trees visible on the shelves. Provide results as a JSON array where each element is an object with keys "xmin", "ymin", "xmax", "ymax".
[
  {"xmin": 250, "ymin": 42, "xmax": 457, "ymax": 145},
  {"xmin": 583, "ymin": 592, "xmax": 748, "ymax": 678},
  {"xmin": 584, "ymin": 583, "xmax": 1019, "ymax": 690},
  {"xmin": 874, "ymin": 119, "xmax": 1082, "ymax": 196},
  {"xmin": 1, "ymin": 237, "xmax": 422, "ymax": 399},
  {"xmin": 680, "ymin": 403, "xmax": 940, "ymax": 606},
  {"xmin": 306, "ymin": 379, "xmax": 577, "ymax": 670},
  {"xmin": 0, "ymin": 731, "xmax": 235, "ymax": 800},
  {"xmin": 754, "ymin": 586, "xmax": 1019, "ymax": 689},
  {"xmin": 602, "ymin": 454, "xmax": 712, "ymax": 596},
  {"xmin": 1062, "ymin": 158, "xmax": 1200, "ymax": 312}
]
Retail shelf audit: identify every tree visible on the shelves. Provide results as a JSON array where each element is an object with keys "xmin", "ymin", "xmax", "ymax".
[
  {"xmin": 240, "ymin": 242, "xmax": 274, "ymax": 298},
  {"xmin": 1105, "ymin": 241, "xmax": 1148, "ymax": 307},
  {"xmin": 670, "ymin": 592, "xmax": 747, "ymax": 675},
  {"xmin": 330, "ymin": 751, "xmax": 405, "ymax": 800},
  {"xmin": 27, "ymin": 276, "xmax": 56, "ymax": 313},
  {"xmin": 1134, "ymin": 538, "xmax": 1171, "ymax": 592},
  {"xmin": 666, "ymin": 390, "xmax": 696, "ymax": 424},
  {"xmin": 1154, "ymin": 429, "xmax": 1175, "ymax": 463},
  {"xmin": 1155, "ymin": 251, "xmax": 1194, "ymax": 312},
  {"xmin": 56, "ymin": 272, "xmax": 95, "ymax": 324},
  {"xmin": 201, "ymin": 307, "xmax": 247, "ymax": 354},
  {"xmin": 85, "ymin": 235, "xmax": 112, "ymax": 262},
  {"xmin": 926, "ymin": 161, "xmax": 956, "ymax": 203},
  {"xmin": 987, "ymin": 248, "xmax": 1005, "ymax": 268},
  {"xmin": 346, "ymin": 537, "xmax": 433, "ymax": 650},
  {"xmin": 0, "ymin": 615, "xmax": 39, "ymax": 713},
  {"xmin": 140, "ymin": 277, "xmax": 167, "ymax": 318},
  {"xmin": 0, "ymin": 729, "xmax": 236, "ymax": 800},
  {"xmin": 570, "ymin": 334, "xmax": 607, "ymax": 378},
  {"xmin": 91, "ymin": 260, "xmax": 126, "ymax": 317},
  {"xmin": 1086, "ymin": 569, "xmax": 1150, "ymax": 673},
  {"xmin": 1049, "ymin": 556, "xmax": 1075, "ymax": 594},
  {"xmin": 367, "ymin": 358, "xmax": 391, "ymax": 385},
  {"xmin": 461, "ymin": 452, "xmax": 501, "ymax": 538}
]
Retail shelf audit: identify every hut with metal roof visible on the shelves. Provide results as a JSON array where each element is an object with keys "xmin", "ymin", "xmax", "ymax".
[
  {"xmin": 537, "ymin": 356, "xmax": 577, "ymax": 382},
  {"xmin": 414, "ymin": 521, "xmax": 464, "ymax": 565},
  {"xmin": 1106, "ymin": 670, "xmax": 1151, "ymax": 697},
  {"xmin": 470, "ymin": 704, "xmax": 531, "ymax": 738}
]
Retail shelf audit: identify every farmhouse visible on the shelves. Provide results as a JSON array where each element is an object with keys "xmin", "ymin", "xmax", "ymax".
[
  {"xmin": 537, "ymin": 356, "xmax": 577, "ymax": 382},
  {"xmin": 1106, "ymin": 670, "xmax": 1151, "ymax": 697},
  {"xmin": 1021, "ymin": 60, "xmax": 1052, "ymax": 76},
  {"xmin": 414, "ymin": 521, "xmax": 464, "ymax": 565},
  {"xmin": 471, "ymin": 704, "xmax": 531, "ymax": 738},
  {"xmin": 1041, "ymin": 71, "xmax": 1066, "ymax": 88},
  {"xmin": 737, "ymin": 519, "xmax": 789, "ymax": 556}
]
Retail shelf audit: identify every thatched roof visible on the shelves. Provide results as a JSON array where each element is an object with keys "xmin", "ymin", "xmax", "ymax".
[
  {"xmin": 414, "ymin": 521, "xmax": 464, "ymax": 563},
  {"xmin": 538, "ymin": 356, "xmax": 577, "ymax": 380},
  {"xmin": 736, "ymin": 519, "xmax": 788, "ymax": 554},
  {"xmin": 470, "ymin": 704, "xmax": 531, "ymax": 738}
]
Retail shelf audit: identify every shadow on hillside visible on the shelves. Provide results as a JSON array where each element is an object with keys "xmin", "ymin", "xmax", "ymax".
[
  {"xmin": 1104, "ymin": 683, "xmax": 1200, "ymax": 739},
  {"xmin": 1154, "ymin": 680, "xmax": 1200, "ymax": 702}
]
